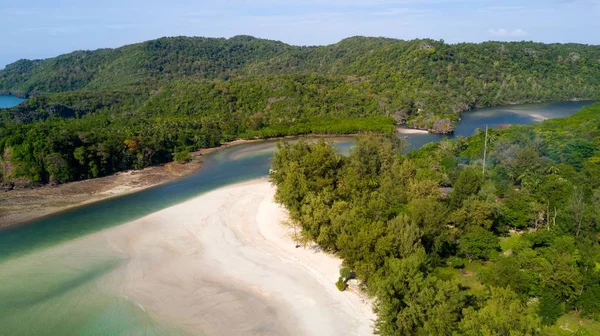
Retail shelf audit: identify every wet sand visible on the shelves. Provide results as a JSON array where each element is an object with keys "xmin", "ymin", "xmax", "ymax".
[
  {"xmin": 0, "ymin": 161, "xmax": 203, "ymax": 228},
  {"xmin": 11, "ymin": 179, "xmax": 374, "ymax": 335}
]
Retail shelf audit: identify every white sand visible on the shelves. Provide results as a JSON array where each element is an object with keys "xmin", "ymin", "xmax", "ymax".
[
  {"xmin": 64, "ymin": 178, "xmax": 374, "ymax": 335},
  {"xmin": 396, "ymin": 127, "xmax": 429, "ymax": 134}
]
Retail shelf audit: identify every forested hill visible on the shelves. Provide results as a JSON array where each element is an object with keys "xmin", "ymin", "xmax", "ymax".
[
  {"xmin": 0, "ymin": 36, "xmax": 295, "ymax": 92},
  {"xmin": 2, "ymin": 36, "xmax": 600, "ymax": 131},
  {"xmin": 1, "ymin": 36, "xmax": 600, "ymax": 187}
]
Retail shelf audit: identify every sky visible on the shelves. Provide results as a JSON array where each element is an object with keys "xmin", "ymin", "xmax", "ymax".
[{"xmin": 1, "ymin": 0, "xmax": 600, "ymax": 68}]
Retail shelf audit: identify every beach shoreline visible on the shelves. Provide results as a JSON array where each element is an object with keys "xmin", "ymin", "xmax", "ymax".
[
  {"xmin": 115, "ymin": 178, "xmax": 375, "ymax": 335},
  {"xmin": 1, "ymin": 134, "xmax": 360, "ymax": 229},
  {"xmin": 0, "ymin": 160, "xmax": 204, "ymax": 228},
  {"xmin": 5, "ymin": 178, "xmax": 374, "ymax": 335}
]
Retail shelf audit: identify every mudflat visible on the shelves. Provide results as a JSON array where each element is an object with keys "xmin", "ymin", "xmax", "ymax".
[{"xmin": 0, "ymin": 160, "xmax": 203, "ymax": 228}]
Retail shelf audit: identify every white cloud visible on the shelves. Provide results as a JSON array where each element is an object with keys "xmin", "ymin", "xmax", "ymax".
[{"xmin": 488, "ymin": 28, "xmax": 528, "ymax": 37}]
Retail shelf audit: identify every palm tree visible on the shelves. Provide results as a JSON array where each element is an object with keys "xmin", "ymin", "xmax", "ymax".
[{"xmin": 545, "ymin": 165, "xmax": 560, "ymax": 175}]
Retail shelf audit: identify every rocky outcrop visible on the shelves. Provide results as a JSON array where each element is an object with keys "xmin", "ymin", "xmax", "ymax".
[
  {"xmin": 430, "ymin": 119, "xmax": 455, "ymax": 134},
  {"xmin": 0, "ymin": 90, "xmax": 29, "ymax": 98}
]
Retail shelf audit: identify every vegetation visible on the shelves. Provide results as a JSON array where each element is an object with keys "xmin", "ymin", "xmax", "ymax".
[
  {"xmin": 2, "ymin": 35, "xmax": 600, "ymax": 132},
  {"xmin": 2, "ymin": 35, "xmax": 600, "ymax": 186},
  {"xmin": 270, "ymin": 103, "xmax": 600, "ymax": 335},
  {"xmin": 0, "ymin": 77, "xmax": 396, "ymax": 185}
]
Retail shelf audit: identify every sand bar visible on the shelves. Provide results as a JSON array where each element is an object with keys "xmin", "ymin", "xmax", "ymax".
[{"xmin": 13, "ymin": 179, "xmax": 374, "ymax": 335}]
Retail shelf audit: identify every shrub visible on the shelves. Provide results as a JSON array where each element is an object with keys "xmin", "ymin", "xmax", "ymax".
[
  {"xmin": 336, "ymin": 276, "xmax": 347, "ymax": 291},
  {"xmin": 450, "ymin": 257, "xmax": 465, "ymax": 269},
  {"xmin": 174, "ymin": 150, "xmax": 192, "ymax": 163}
]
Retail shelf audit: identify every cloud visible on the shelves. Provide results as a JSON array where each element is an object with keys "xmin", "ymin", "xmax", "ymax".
[{"xmin": 488, "ymin": 28, "xmax": 528, "ymax": 37}]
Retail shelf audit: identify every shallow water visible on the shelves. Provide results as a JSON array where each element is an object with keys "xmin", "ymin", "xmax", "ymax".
[{"xmin": 0, "ymin": 101, "xmax": 594, "ymax": 335}]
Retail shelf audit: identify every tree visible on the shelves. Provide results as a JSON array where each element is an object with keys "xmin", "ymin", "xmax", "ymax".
[
  {"xmin": 568, "ymin": 187, "xmax": 587, "ymax": 237},
  {"xmin": 450, "ymin": 196, "xmax": 496, "ymax": 230},
  {"xmin": 394, "ymin": 277, "xmax": 465, "ymax": 335},
  {"xmin": 459, "ymin": 287, "xmax": 541, "ymax": 336},
  {"xmin": 458, "ymin": 227, "xmax": 499, "ymax": 262},
  {"xmin": 538, "ymin": 292, "xmax": 563, "ymax": 326},
  {"xmin": 449, "ymin": 167, "xmax": 482, "ymax": 209},
  {"xmin": 44, "ymin": 152, "xmax": 70, "ymax": 183}
]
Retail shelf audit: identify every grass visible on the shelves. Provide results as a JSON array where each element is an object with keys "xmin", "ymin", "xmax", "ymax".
[
  {"xmin": 500, "ymin": 233, "xmax": 523, "ymax": 253},
  {"xmin": 434, "ymin": 260, "xmax": 488, "ymax": 296},
  {"xmin": 544, "ymin": 312, "xmax": 600, "ymax": 335}
]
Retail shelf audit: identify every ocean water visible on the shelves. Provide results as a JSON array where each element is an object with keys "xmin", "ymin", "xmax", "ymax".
[
  {"xmin": 0, "ymin": 101, "xmax": 594, "ymax": 335},
  {"xmin": 0, "ymin": 94, "xmax": 25, "ymax": 108}
]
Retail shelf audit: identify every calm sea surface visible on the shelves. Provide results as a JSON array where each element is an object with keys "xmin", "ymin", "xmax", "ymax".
[{"xmin": 0, "ymin": 94, "xmax": 25, "ymax": 108}]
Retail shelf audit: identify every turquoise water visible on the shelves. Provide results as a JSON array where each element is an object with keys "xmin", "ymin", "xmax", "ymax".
[
  {"xmin": 0, "ymin": 101, "xmax": 594, "ymax": 335},
  {"xmin": 0, "ymin": 94, "xmax": 25, "ymax": 108}
]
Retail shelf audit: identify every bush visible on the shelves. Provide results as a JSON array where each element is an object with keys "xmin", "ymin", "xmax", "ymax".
[
  {"xmin": 340, "ymin": 267, "xmax": 352, "ymax": 281},
  {"xmin": 450, "ymin": 257, "xmax": 465, "ymax": 269},
  {"xmin": 459, "ymin": 227, "xmax": 500, "ymax": 262},
  {"xmin": 336, "ymin": 276, "xmax": 347, "ymax": 291},
  {"xmin": 173, "ymin": 150, "xmax": 192, "ymax": 163}
]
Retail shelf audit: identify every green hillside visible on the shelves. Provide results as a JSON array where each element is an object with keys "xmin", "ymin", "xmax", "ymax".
[
  {"xmin": 1, "ymin": 36, "xmax": 600, "ymax": 186},
  {"xmin": 2, "ymin": 36, "xmax": 600, "ymax": 131}
]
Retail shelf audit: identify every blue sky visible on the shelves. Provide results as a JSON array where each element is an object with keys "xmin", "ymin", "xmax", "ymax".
[{"xmin": 1, "ymin": 0, "xmax": 599, "ymax": 68}]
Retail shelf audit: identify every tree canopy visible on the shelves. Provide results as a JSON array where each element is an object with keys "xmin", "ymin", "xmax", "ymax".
[{"xmin": 270, "ymin": 103, "xmax": 600, "ymax": 335}]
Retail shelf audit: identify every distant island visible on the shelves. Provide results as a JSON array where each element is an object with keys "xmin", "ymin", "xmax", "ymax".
[{"xmin": 1, "ymin": 36, "xmax": 599, "ymax": 187}]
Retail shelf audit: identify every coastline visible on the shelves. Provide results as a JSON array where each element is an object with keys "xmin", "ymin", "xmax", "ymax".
[
  {"xmin": 0, "ymin": 160, "xmax": 203, "ymax": 228},
  {"xmin": 115, "ymin": 178, "xmax": 374, "ymax": 335},
  {"xmin": 2, "ymin": 178, "xmax": 374, "ymax": 335},
  {"xmin": 1, "ymin": 135, "xmax": 359, "ymax": 229}
]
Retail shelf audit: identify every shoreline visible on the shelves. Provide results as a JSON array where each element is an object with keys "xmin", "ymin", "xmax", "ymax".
[
  {"xmin": 0, "ymin": 160, "xmax": 203, "ymax": 228},
  {"xmin": 115, "ymin": 178, "xmax": 375, "ymax": 335},
  {"xmin": 1, "ymin": 134, "xmax": 360, "ymax": 229},
  {"xmin": 2, "ymin": 178, "xmax": 374, "ymax": 335}
]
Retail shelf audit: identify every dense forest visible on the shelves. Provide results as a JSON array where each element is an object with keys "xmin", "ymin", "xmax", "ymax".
[
  {"xmin": 270, "ymin": 102, "xmax": 600, "ymax": 335},
  {"xmin": 1, "ymin": 36, "xmax": 600, "ymax": 186},
  {"xmin": 2, "ymin": 35, "xmax": 600, "ymax": 129}
]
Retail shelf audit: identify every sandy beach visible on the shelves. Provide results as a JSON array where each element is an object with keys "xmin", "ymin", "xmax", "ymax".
[
  {"xmin": 396, "ymin": 127, "xmax": 429, "ymax": 134},
  {"xmin": 10, "ymin": 179, "xmax": 374, "ymax": 335}
]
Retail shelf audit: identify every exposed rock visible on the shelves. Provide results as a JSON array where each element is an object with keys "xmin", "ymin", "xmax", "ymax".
[
  {"xmin": 418, "ymin": 43, "xmax": 434, "ymax": 51},
  {"xmin": 392, "ymin": 110, "xmax": 409, "ymax": 124},
  {"xmin": 430, "ymin": 119, "xmax": 455, "ymax": 134},
  {"xmin": 568, "ymin": 52, "xmax": 581, "ymax": 62},
  {"xmin": 0, "ymin": 182, "xmax": 14, "ymax": 192}
]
